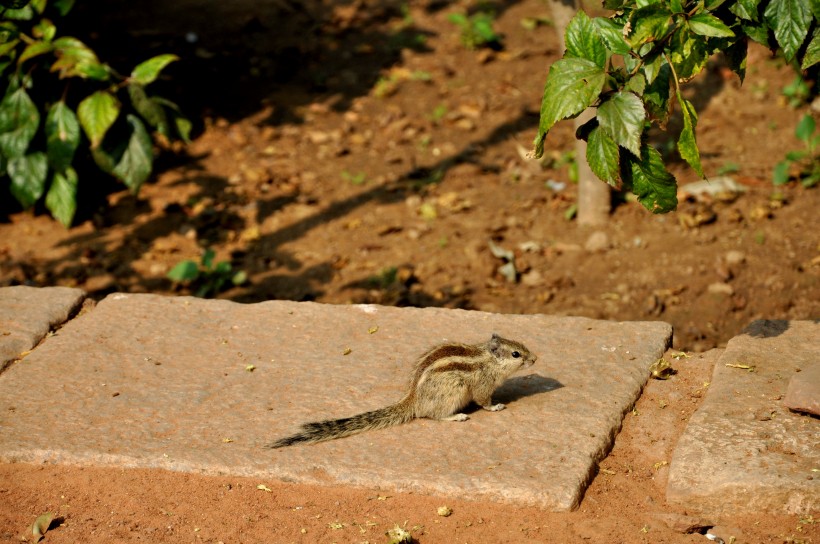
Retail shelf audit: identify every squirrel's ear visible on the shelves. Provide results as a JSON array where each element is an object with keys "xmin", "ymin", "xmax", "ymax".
[{"xmin": 488, "ymin": 333, "xmax": 502, "ymax": 355}]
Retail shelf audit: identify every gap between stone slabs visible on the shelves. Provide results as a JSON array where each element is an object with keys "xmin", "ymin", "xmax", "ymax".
[
  {"xmin": 0, "ymin": 286, "xmax": 86, "ymax": 373},
  {"xmin": 667, "ymin": 319, "xmax": 820, "ymax": 516},
  {"xmin": 0, "ymin": 292, "xmax": 671, "ymax": 511}
]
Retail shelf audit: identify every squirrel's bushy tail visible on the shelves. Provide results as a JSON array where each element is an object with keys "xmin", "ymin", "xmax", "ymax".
[{"xmin": 268, "ymin": 399, "xmax": 414, "ymax": 448}]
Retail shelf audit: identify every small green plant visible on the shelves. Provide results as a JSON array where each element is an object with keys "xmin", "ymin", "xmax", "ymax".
[
  {"xmin": 429, "ymin": 103, "xmax": 448, "ymax": 124},
  {"xmin": 773, "ymin": 114, "xmax": 820, "ymax": 188},
  {"xmin": 167, "ymin": 249, "xmax": 247, "ymax": 298},
  {"xmin": 717, "ymin": 161, "xmax": 741, "ymax": 175},
  {"xmin": 341, "ymin": 170, "xmax": 367, "ymax": 185},
  {"xmin": 447, "ymin": 10, "xmax": 502, "ymax": 50},
  {"xmin": 782, "ymin": 72, "xmax": 812, "ymax": 108},
  {"xmin": 0, "ymin": 0, "xmax": 189, "ymax": 227}
]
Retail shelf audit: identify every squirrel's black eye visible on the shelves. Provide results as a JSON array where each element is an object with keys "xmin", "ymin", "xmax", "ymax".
[{"xmin": 512, "ymin": 351, "xmax": 521, "ymax": 358}]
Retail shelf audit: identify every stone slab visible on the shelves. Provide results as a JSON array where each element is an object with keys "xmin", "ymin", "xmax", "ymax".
[
  {"xmin": 785, "ymin": 363, "xmax": 820, "ymax": 416},
  {"xmin": 667, "ymin": 320, "xmax": 820, "ymax": 515},
  {"xmin": 0, "ymin": 293, "xmax": 671, "ymax": 511},
  {"xmin": 0, "ymin": 286, "xmax": 85, "ymax": 373}
]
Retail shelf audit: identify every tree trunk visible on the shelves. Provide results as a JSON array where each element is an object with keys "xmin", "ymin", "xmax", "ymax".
[{"xmin": 549, "ymin": 0, "xmax": 611, "ymax": 226}]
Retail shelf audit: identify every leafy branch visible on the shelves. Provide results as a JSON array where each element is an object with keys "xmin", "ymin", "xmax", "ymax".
[
  {"xmin": 0, "ymin": 0, "xmax": 189, "ymax": 226},
  {"xmin": 533, "ymin": 0, "xmax": 819, "ymax": 213}
]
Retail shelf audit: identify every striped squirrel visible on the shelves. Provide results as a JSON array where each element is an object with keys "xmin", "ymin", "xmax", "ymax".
[{"xmin": 269, "ymin": 333, "xmax": 536, "ymax": 448}]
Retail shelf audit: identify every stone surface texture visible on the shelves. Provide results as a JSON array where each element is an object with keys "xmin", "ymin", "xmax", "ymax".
[
  {"xmin": 667, "ymin": 320, "xmax": 820, "ymax": 515},
  {"xmin": 0, "ymin": 286, "xmax": 85, "ymax": 372},
  {"xmin": 784, "ymin": 363, "xmax": 820, "ymax": 417},
  {"xmin": 0, "ymin": 293, "xmax": 672, "ymax": 511}
]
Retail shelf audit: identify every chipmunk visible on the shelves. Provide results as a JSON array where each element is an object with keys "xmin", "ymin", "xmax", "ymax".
[{"xmin": 268, "ymin": 333, "xmax": 536, "ymax": 448}]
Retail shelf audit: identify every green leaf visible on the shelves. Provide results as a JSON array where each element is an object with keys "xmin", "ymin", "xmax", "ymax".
[
  {"xmin": 45, "ymin": 166, "xmax": 77, "ymax": 227},
  {"xmin": 3, "ymin": 5, "xmax": 33, "ymax": 19},
  {"xmin": 801, "ymin": 28, "xmax": 820, "ymax": 70},
  {"xmin": 730, "ymin": 0, "xmax": 761, "ymax": 21},
  {"xmin": 741, "ymin": 19, "xmax": 771, "ymax": 45},
  {"xmin": 764, "ymin": 0, "xmax": 812, "ymax": 62},
  {"xmin": 667, "ymin": 26, "xmax": 712, "ymax": 81},
  {"xmin": 32, "ymin": 17, "xmax": 55, "ymax": 40},
  {"xmin": 725, "ymin": 38, "xmax": 748, "ymax": 81},
  {"xmin": 676, "ymin": 94, "xmax": 704, "ymax": 177},
  {"xmin": 201, "ymin": 248, "xmax": 216, "ymax": 269},
  {"xmin": 128, "ymin": 83, "xmax": 170, "ymax": 136},
  {"xmin": 622, "ymin": 144, "xmax": 678, "ymax": 213},
  {"xmin": 51, "ymin": 36, "xmax": 109, "ymax": 80},
  {"xmin": 173, "ymin": 114, "xmax": 192, "ymax": 143},
  {"xmin": 0, "ymin": 38, "xmax": 21, "ymax": 59},
  {"xmin": 597, "ymin": 91, "xmax": 645, "ymax": 157},
  {"xmin": 45, "ymin": 101, "xmax": 80, "ymax": 171},
  {"xmin": 587, "ymin": 125, "xmax": 621, "ymax": 187},
  {"xmin": 8, "ymin": 152, "xmax": 48, "ymax": 208},
  {"xmin": 167, "ymin": 260, "xmax": 200, "ymax": 282},
  {"xmin": 534, "ymin": 58, "xmax": 607, "ymax": 157},
  {"xmin": 795, "ymin": 114, "xmax": 815, "ymax": 143},
  {"xmin": 18, "ymin": 40, "xmax": 53, "ymax": 64},
  {"xmin": 643, "ymin": 64, "xmax": 671, "ymax": 123},
  {"xmin": 772, "ymin": 161, "xmax": 790, "ymax": 184},
  {"xmin": 53, "ymin": 0, "xmax": 75, "ymax": 16},
  {"xmin": 565, "ymin": 11, "xmax": 607, "ymax": 68},
  {"xmin": 0, "ymin": 86, "xmax": 39, "ymax": 159},
  {"xmin": 688, "ymin": 12, "xmax": 735, "ymax": 37},
  {"xmin": 594, "ymin": 17, "xmax": 631, "ymax": 55},
  {"xmin": 77, "ymin": 90, "xmax": 120, "ymax": 148},
  {"xmin": 627, "ymin": 6, "xmax": 672, "ymax": 47},
  {"xmin": 112, "ymin": 114, "xmax": 153, "ymax": 193},
  {"xmin": 625, "ymin": 72, "xmax": 646, "ymax": 95},
  {"xmin": 130, "ymin": 53, "xmax": 179, "ymax": 85}
]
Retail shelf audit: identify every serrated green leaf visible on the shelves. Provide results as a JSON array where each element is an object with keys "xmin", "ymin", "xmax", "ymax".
[
  {"xmin": 594, "ymin": 17, "xmax": 631, "ymax": 55},
  {"xmin": 801, "ymin": 28, "xmax": 820, "ymax": 69},
  {"xmin": 641, "ymin": 49, "xmax": 665, "ymax": 84},
  {"xmin": 18, "ymin": 40, "xmax": 53, "ymax": 64},
  {"xmin": 764, "ymin": 0, "xmax": 812, "ymax": 62},
  {"xmin": 627, "ymin": 6, "xmax": 672, "ymax": 47},
  {"xmin": 45, "ymin": 101, "xmax": 80, "ymax": 171},
  {"xmin": 45, "ymin": 166, "xmax": 77, "ymax": 227},
  {"xmin": 587, "ymin": 125, "xmax": 621, "ymax": 186},
  {"xmin": 167, "ymin": 260, "xmax": 199, "ymax": 282},
  {"xmin": 625, "ymin": 72, "xmax": 646, "ymax": 95},
  {"xmin": 77, "ymin": 90, "xmax": 120, "ymax": 148},
  {"xmin": 112, "ymin": 114, "xmax": 153, "ymax": 193},
  {"xmin": 8, "ymin": 151, "xmax": 47, "ymax": 208},
  {"xmin": 741, "ymin": 19, "xmax": 771, "ymax": 45},
  {"xmin": 534, "ymin": 57, "xmax": 607, "ymax": 157},
  {"xmin": 667, "ymin": 27, "xmax": 711, "ymax": 81},
  {"xmin": 730, "ymin": 0, "xmax": 761, "ymax": 21},
  {"xmin": 688, "ymin": 12, "xmax": 735, "ymax": 37},
  {"xmin": 0, "ymin": 86, "xmax": 39, "ymax": 158},
  {"xmin": 597, "ymin": 91, "xmax": 645, "ymax": 157},
  {"xmin": 623, "ymin": 144, "xmax": 678, "ymax": 213},
  {"xmin": 565, "ymin": 11, "xmax": 607, "ymax": 68},
  {"xmin": 130, "ymin": 53, "xmax": 179, "ymax": 86},
  {"xmin": 644, "ymin": 64, "xmax": 671, "ymax": 123},
  {"xmin": 677, "ymin": 94, "xmax": 704, "ymax": 177},
  {"xmin": 795, "ymin": 114, "xmax": 815, "ymax": 143}
]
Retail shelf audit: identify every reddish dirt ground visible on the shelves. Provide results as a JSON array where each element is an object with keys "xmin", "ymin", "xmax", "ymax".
[{"xmin": 1, "ymin": 0, "xmax": 818, "ymax": 542}]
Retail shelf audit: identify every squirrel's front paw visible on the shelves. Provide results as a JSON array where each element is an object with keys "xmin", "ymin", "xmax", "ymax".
[{"xmin": 485, "ymin": 403, "xmax": 506, "ymax": 412}]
